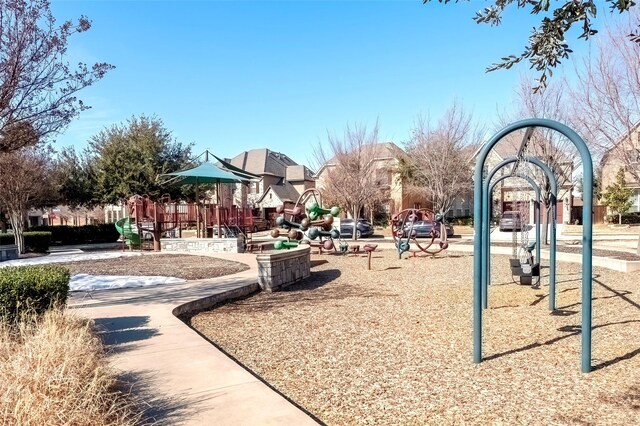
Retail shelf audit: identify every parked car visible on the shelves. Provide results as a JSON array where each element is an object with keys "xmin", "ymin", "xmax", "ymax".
[
  {"xmin": 402, "ymin": 220, "xmax": 454, "ymax": 238},
  {"xmin": 339, "ymin": 218, "xmax": 374, "ymax": 238},
  {"xmin": 250, "ymin": 217, "xmax": 270, "ymax": 232},
  {"xmin": 499, "ymin": 211, "xmax": 523, "ymax": 232}
]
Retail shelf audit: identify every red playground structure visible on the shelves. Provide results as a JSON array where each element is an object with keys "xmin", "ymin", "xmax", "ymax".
[{"xmin": 124, "ymin": 195, "xmax": 254, "ymax": 251}]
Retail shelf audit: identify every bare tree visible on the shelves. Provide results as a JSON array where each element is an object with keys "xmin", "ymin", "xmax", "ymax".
[
  {"xmin": 0, "ymin": 0, "xmax": 113, "ymax": 153},
  {"xmin": 498, "ymin": 77, "xmax": 576, "ymax": 239},
  {"xmin": 0, "ymin": 147, "xmax": 56, "ymax": 253},
  {"xmin": 569, "ymin": 14, "xmax": 640, "ymax": 181},
  {"xmin": 314, "ymin": 123, "xmax": 389, "ymax": 240},
  {"xmin": 397, "ymin": 103, "xmax": 480, "ymax": 215}
]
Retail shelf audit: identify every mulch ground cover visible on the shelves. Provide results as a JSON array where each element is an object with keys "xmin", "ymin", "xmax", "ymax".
[
  {"xmin": 58, "ymin": 253, "xmax": 249, "ymax": 280},
  {"xmin": 481, "ymin": 241, "xmax": 640, "ymax": 261},
  {"xmin": 190, "ymin": 249, "xmax": 639, "ymax": 425}
]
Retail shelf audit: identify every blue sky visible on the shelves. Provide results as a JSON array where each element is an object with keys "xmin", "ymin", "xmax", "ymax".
[{"xmin": 51, "ymin": 0, "xmax": 612, "ymax": 167}]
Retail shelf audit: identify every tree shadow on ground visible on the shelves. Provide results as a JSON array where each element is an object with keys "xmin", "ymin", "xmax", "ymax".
[
  {"xmin": 93, "ymin": 316, "xmax": 160, "ymax": 351},
  {"xmin": 594, "ymin": 278, "xmax": 639, "ymax": 310},
  {"xmin": 117, "ymin": 370, "xmax": 218, "ymax": 425},
  {"xmin": 485, "ymin": 320, "xmax": 640, "ymax": 371}
]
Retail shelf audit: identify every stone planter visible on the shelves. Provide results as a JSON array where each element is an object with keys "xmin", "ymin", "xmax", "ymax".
[
  {"xmin": 0, "ymin": 244, "xmax": 19, "ymax": 262},
  {"xmin": 256, "ymin": 246, "xmax": 311, "ymax": 292}
]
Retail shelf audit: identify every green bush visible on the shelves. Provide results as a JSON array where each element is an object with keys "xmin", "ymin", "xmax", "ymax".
[
  {"xmin": 0, "ymin": 265, "xmax": 70, "ymax": 322},
  {"xmin": 0, "ymin": 232, "xmax": 51, "ymax": 252},
  {"xmin": 30, "ymin": 224, "xmax": 119, "ymax": 246},
  {"xmin": 604, "ymin": 212, "xmax": 640, "ymax": 224}
]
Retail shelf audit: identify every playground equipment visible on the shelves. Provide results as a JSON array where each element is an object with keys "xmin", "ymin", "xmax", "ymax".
[
  {"xmin": 473, "ymin": 118, "xmax": 594, "ymax": 373},
  {"xmin": 114, "ymin": 217, "xmax": 142, "ymax": 248},
  {"xmin": 270, "ymin": 188, "xmax": 342, "ymax": 251},
  {"xmin": 391, "ymin": 208, "xmax": 449, "ymax": 258},
  {"xmin": 483, "ymin": 156, "xmax": 557, "ymax": 309},
  {"xmin": 116, "ymin": 194, "xmax": 254, "ymax": 251},
  {"xmin": 489, "ymin": 173, "xmax": 542, "ymax": 287}
]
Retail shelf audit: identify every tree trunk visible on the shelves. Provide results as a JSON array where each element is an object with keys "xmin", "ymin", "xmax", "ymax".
[
  {"xmin": 9, "ymin": 211, "xmax": 25, "ymax": 254},
  {"xmin": 352, "ymin": 206, "xmax": 359, "ymax": 241},
  {"xmin": 543, "ymin": 205, "xmax": 550, "ymax": 246},
  {"xmin": 619, "ymin": 213, "xmax": 622, "ymax": 225}
]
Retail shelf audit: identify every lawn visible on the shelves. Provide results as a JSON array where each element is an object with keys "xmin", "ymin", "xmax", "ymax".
[{"xmin": 190, "ymin": 249, "xmax": 639, "ymax": 425}]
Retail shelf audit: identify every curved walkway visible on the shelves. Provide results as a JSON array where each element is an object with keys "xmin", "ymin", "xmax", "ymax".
[{"xmin": 69, "ymin": 252, "xmax": 318, "ymax": 426}]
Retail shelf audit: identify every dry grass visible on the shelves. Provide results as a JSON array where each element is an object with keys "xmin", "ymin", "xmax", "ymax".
[
  {"xmin": 191, "ymin": 250, "xmax": 640, "ymax": 425},
  {"xmin": 0, "ymin": 308, "xmax": 142, "ymax": 426}
]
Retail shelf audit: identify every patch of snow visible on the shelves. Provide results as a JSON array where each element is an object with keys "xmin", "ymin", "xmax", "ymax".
[
  {"xmin": 70, "ymin": 274, "xmax": 185, "ymax": 292},
  {"xmin": 0, "ymin": 251, "xmax": 141, "ymax": 267},
  {"xmin": 1, "ymin": 250, "xmax": 185, "ymax": 292}
]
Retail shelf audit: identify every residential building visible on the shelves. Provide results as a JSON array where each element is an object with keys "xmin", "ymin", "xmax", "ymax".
[
  {"xmin": 314, "ymin": 142, "xmax": 431, "ymax": 220},
  {"xmin": 600, "ymin": 123, "xmax": 640, "ymax": 214},
  {"xmin": 227, "ymin": 149, "xmax": 316, "ymax": 224}
]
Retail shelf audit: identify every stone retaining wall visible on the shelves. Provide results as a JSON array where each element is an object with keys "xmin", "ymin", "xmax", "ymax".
[
  {"xmin": 256, "ymin": 246, "xmax": 311, "ymax": 292},
  {"xmin": 0, "ymin": 244, "xmax": 19, "ymax": 262},
  {"xmin": 160, "ymin": 237, "xmax": 244, "ymax": 254}
]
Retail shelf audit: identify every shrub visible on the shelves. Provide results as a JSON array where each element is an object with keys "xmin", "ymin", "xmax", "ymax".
[
  {"xmin": 0, "ymin": 231, "xmax": 51, "ymax": 252},
  {"xmin": 0, "ymin": 265, "xmax": 70, "ymax": 322},
  {"xmin": 30, "ymin": 224, "xmax": 119, "ymax": 246},
  {"xmin": 0, "ymin": 308, "xmax": 141, "ymax": 425},
  {"xmin": 604, "ymin": 212, "xmax": 640, "ymax": 225}
]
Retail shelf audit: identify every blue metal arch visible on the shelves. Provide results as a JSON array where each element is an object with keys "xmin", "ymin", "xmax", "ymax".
[
  {"xmin": 483, "ymin": 157, "xmax": 557, "ymax": 312},
  {"xmin": 473, "ymin": 118, "xmax": 594, "ymax": 373},
  {"xmin": 487, "ymin": 172, "xmax": 542, "ymax": 308}
]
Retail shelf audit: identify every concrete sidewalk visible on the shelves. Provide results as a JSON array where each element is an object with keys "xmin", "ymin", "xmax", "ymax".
[{"xmin": 69, "ymin": 252, "xmax": 318, "ymax": 426}]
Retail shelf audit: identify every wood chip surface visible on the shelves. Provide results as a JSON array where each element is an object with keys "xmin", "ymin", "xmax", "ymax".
[{"xmin": 190, "ymin": 249, "xmax": 640, "ymax": 425}]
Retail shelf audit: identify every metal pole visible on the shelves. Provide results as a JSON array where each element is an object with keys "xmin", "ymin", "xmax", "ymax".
[{"xmin": 473, "ymin": 151, "xmax": 483, "ymax": 364}]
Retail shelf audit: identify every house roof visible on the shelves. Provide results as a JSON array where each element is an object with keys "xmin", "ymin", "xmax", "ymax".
[
  {"xmin": 286, "ymin": 164, "xmax": 315, "ymax": 182},
  {"xmin": 479, "ymin": 130, "xmax": 572, "ymax": 163},
  {"xmin": 257, "ymin": 180, "xmax": 302, "ymax": 204},
  {"xmin": 600, "ymin": 121, "xmax": 640, "ymax": 167},
  {"xmin": 315, "ymin": 142, "xmax": 401, "ymax": 177},
  {"xmin": 229, "ymin": 148, "xmax": 298, "ymax": 178}
]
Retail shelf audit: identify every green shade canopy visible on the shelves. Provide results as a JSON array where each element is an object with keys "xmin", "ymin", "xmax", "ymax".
[{"xmin": 162, "ymin": 162, "xmax": 245, "ymax": 185}]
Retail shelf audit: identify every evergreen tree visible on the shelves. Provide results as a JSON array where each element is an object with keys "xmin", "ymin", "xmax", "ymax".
[{"xmin": 602, "ymin": 168, "xmax": 634, "ymax": 225}]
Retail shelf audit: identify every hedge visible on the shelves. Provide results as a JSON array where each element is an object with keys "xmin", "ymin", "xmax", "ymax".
[
  {"xmin": 0, "ymin": 265, "xmax": 70, "ymax": 322},
  {"xmin": 604, "ymin": 212, "xmax": 640, "ymax": 224},
  {"xmin": 0, "ymin": 231, "xmax": 51, "ymax": 253},
  {"xmin": 30, "ymin": 224, "xmax": 119, "ymax": 246}
]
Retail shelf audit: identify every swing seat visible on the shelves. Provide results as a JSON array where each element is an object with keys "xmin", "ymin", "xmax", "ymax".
[{"xmin": 510, "ymin": 258, "xmax": 540, "ymax": 285}]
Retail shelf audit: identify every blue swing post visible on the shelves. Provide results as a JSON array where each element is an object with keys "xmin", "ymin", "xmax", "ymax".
[
  {"xmin": 473, "ymin": 118, "xmax": 594, "ymax": 373},
  {"xmin": 482, "ymin": 157, "xmax": 557, "ymax": 310},
  {"xmin": 485, "ymin": 172, "xmax": 542, "ymax": 303}
]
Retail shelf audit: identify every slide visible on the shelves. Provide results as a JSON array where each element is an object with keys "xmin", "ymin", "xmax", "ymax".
[{"xmin": 115, "ymin": 218, "xmax": 142, "ymax": 247}]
